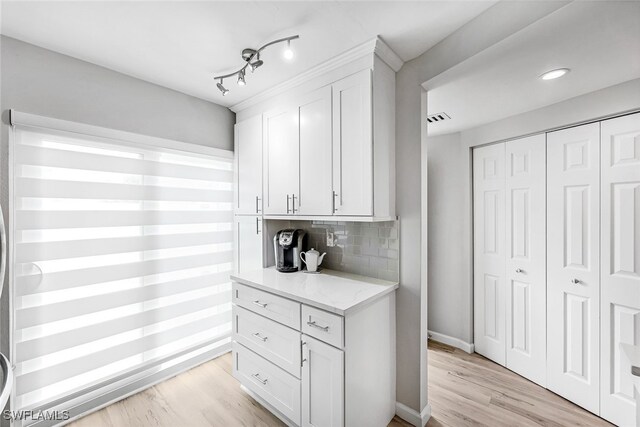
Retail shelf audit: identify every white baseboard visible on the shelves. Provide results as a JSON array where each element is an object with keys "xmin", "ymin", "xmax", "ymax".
[
  {"xmin": 395, "ymin": 402, "xmax": 431, "ymax": 427},
  {"xmin": 428, "ymin": 330, "xmax": 475, "ymax": 354}
]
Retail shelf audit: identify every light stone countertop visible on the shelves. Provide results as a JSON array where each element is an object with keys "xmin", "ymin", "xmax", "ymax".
[{"xmin": 230, "ymin": 267, "xmax": 399, "ymax": 316}]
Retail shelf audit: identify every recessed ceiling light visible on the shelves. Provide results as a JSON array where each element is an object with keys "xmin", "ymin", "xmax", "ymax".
[{"xmin": 540, "ymin": 68, "xmax": 570, "ymax": 80}]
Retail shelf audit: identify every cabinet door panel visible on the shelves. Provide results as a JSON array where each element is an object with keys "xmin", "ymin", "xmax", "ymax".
[
  {"xmin": 298, "ymin": 86, "xmax": 332, "ymax": 215},
  {"xmin": 473, "ymin": 143, "xmax": 506, "ymax": 365},
  {"xmin": 332, "ymin": 70, "xmax": 372, "ymax": 216},
  {"xmin": 234, "ymin": 216, "xmax": 263, "ymax": 274},
  {"xmin": 235, "ymin": 115, "xmax": 263, "ymax": 214},
  {"xmin": 600, "ymin": 112, "xmax": 640, "ymax": 427},
  {"xmin": 505, "ymin": 134, "xmax": 546, "ymax": 387},
  {"xmin": 547, "ymin": 123, "xmax": 600, "ymax": 414},
  {"xmin": 264, "ymin": 109, "xmax": 298, "ymax": 215},
  {"xmin": 302, "ymin": 335, "xmax": 344, "ymax": 427}
]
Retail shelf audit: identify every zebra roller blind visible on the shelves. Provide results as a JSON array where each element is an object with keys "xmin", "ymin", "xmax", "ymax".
[{"xmin": 10, "ymin": 122, "xmax": 234, "ymax": 419}]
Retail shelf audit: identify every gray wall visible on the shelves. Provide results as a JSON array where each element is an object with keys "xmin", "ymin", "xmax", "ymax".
[
  {"xmin": 394, "ymin": 1, "xmax": 569, "ymax": 412},
  {"xmin": 0, "ymin": 36, "xmax": 234, "ymax": 366},
  {"xmin": 424, "ymin": 78, "xmax": 640, "ymax": 348}
]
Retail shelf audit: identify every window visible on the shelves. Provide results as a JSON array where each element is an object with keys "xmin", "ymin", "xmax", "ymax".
[{"xmin": 9, "ymin": 117, "xmax": 234, "ymax": 423}]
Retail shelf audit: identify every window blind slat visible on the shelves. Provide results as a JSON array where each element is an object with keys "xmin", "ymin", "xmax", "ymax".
[
  {"xmin": 16, "ymin": 178, "xmax": 233, "ymax": 203},
  {"xmin": 15, "ymin": 271, "xmax": 232, "ymax": 328},
  {"xmin": 15, "ymin": 209, "xmax": 233, "ymax": 229},
  {"xmin": 16, "ymin": 144, "xmax": 233, "ymax": 182},
  {"xmin": 16, "ymin": 231, "xmax": 234, "ymax": 262},
  {"xmin": 16, "ymin": 312, "xmax": 230, "ymax": 395},
  {"xmin": 16, "ymin": 251, "xmax": 233, "ymax": 296},
  {"xmin": 15, "ymin": 291, "xmax": 231, "ymax": 362}
]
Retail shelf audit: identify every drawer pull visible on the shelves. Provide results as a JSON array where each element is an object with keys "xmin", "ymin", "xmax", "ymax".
[
  {"xmin": 252, "ymin": 373, "xmax": 268, "ymax": 385},
  {"xmin": 252, "ymin": 332, "xmax": 268, "ymax": 342},
  {"xmin": 307, "ymin": 320, "xmax": 329, "ymax": 332},
  {"xmin": 253, "ymin": 300, "xmax": 268, "ymax": 308}
]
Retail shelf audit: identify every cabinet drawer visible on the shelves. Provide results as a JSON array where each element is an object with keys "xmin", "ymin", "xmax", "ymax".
[
  {"xmin": 233, "ymin": 342, "xmax": 301, "ymax": 425},
  {"xmin": 233, "ymin": 282, "xmax": 301, "ymax": 329},
  {"xmin": 233, "ymin": 305, "xmax": 301, "ymax": 377},
  {"xmin": 301, "ymin": 305, "xmax": 344, "ymax": 348}
]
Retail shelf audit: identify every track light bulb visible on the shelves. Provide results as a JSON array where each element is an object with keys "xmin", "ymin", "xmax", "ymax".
[
  {"xmin": 237, "ymin": 70, "xmax": 246, "ymax": 86},
  {"xmin": 283, "ymin": 40, "xmax": 294, "ymax": 60},
  {"xmin": 250, "ymin": 54, "xmax": 263, "ymax": 72},
  {"xmin": 217, "ymin": 81, "xmax": 229, "ymax": 96}
]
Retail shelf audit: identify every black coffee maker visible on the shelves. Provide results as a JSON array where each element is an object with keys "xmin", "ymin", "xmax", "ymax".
[{"xmin": 273, "ymin": 229, "xmax": 307, "ymax": 272}]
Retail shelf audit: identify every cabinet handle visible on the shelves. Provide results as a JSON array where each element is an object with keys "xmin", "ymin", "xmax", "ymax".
[
  {"xmin": 253, "ymin": 300, "xmax": 268, "ymax": 308},
  {"xmin": 292, "ymin": 194, "xmax": 298, "ymax": 214},
  {"xmin": 286, "ymin": 194, "xmax": 291, "ymax": 214},
  {"xmin": 252, "ymin": 332, "xmax": 268, "ymax": 342},
  {"xmin": 252, "ymin": 373, "xmax": 268, "ymax": 385},
  {"xmin": 307, "ymin": 320, "xmax": 329, "ymax": 332},
  {"xmin": 256, "ymin": 217, "xmax": 261, "ymax": 234},
  {"xmin": 515, "ymin": 268, "xmax": 523, "ymax": 273},
  {"xmin": 332, "ymin": 191, "xmax": 338, "ymax": 213},
  {"xmin": 256, "ymin": 196, "xmax": 262, "ymax": 213},
  {"xmin": 570, "ymin": 278, "xmax": 581, "ymax": 285}
]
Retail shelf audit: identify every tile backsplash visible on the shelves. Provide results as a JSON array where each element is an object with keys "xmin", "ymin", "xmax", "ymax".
[{"xmin": 266, "ymin": 219, "xmax": 399, "ymax": 282}]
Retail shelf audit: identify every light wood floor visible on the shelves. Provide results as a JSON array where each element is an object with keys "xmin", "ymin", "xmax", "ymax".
[{"xmin": 70, "ymin": 341, "xmax": 612, "ymax": 427}]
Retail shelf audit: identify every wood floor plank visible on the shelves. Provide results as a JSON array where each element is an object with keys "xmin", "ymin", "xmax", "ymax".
[{"xmin": 68, "ymin": 341, "xmax": 613, "ymax": 427}]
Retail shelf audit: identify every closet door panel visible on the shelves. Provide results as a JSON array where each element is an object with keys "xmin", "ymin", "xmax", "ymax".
[
  {"xmin": 600, "ymin": 112, "xmax": 640, "ymax": 427},
  {"xmin": 473, "ymin": 143, "xmax": 506, "ymax": 365},
  {"xmin": 505, "ymin": 134, "xmax": 546, "ymax": 387},
  {"xmin": 547, "ymin": 123, "xmax": 600, "ymax": 414}
]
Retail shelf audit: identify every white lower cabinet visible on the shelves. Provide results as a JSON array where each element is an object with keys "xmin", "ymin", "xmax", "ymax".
[
  {"xmin": 301, "ymin": 335, "xmax": 344, "ymax": 427},
  {"xmin": 231, "ymin": 281, "xmax": 395, "ymax": 427}
]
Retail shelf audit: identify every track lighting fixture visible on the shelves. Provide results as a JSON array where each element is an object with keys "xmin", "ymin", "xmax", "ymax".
[
  {"xmin": 216, "ymin": 80, "xmax": 229, "ymax": 96},
  {"xmin": 214, "ymin": 35, "xmax": 299, "ymax": 96}
]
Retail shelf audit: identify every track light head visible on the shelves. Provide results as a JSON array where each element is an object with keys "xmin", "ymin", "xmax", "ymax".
[
  {"xmin": 237, "ymin": 69, "xmax": 246, "ymax": 86},
  {"xmin": 283, "ymin": 40, "xmax": 294, "ymax": 60},
  {"xmin": 216, "ymin": 81, "xmax": 229, "ymax": 96},
  {"xmin": 250, "ymin": 60, "xmax": 264, "ymax": 72}
]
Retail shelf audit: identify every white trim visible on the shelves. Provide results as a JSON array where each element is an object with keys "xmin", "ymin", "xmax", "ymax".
[
  {"xmin": 230, "ymin": 37, "xmax": 403, "ymax": 113},
  {"xmin": 262, "ymin": 214, "xmax": 397, "ymax": 223},
  {"xmin": 428, "ymin": 330, "xmax": 475, "ymax": 354},
  {"xmin": 395, "ymin": 402, "xmax": 432, "ymax": 427},
  {"xmin": 9, "ymin": 110, "xmax": 233, "ymax": 159}
]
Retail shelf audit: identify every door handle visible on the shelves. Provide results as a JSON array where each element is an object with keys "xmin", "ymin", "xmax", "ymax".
[
  {"xmin": 286, "ymin": 194, "xmax": 291, "ymax": 214},
  {"xmin": 332, "ymin": 191, "xmax": 338, "ymax": 213},
  {"xmin": 256, "ymin": 217, "xmax": 261, "ymax": 234},
  {"xmin": 292, "ymin": 194, "xmax": 298, "ymax": 214},
  {"xmin": 256, "ymin": 196, "xmax": 262, "ymax": 213},
  {"xmin": 515, "ymin": 268, "xmax": 524, "ymax": 274}
]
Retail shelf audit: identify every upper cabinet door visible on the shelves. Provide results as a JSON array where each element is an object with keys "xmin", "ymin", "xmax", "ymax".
[
  {"xmin": 235, "ymin": 115, "xmax": 263, "ymax": 215},
  {"xmin": 546, "ymin": 122, "xmax": 600, "ymax": 414},
  {"xmin": 263, "ymin": 108, "xmax": 299, "ymax": 215},
  {"xmin": 332, "ymin": 70, "xmax": 373, "ymax": 216},
  {"xmin": 297, "ymin": 86, "xmax": 333, "ymax": 216},
  {"xmin": 599, "ymin": 112, "xmax": 640, "ymax": 427}
]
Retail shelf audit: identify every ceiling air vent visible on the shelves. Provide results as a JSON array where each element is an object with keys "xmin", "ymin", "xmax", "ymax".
[{"xmin": 426, "ymin": 112, "xmax": 451, "ymax": 123}]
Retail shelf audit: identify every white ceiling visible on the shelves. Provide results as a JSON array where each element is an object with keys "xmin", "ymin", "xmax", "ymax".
[
  {"xmin": 1, "ymin": 0, "xmax": 496, "ymax": 108},
  {"xmin": 426, "ymin": 1, "xmax": 640, "ymax": 135}
]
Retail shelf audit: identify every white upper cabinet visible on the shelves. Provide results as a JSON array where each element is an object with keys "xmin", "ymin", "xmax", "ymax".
[
  {"xmin": 332, "ymin": 70, "xmax": 373, "ymax": 216},
  {"xmin": 263, "ymin": 108, "xmax": 299, "ymax": 215},
  {"xmin": 298, "ymin": 86, "xmax": 333, "ymax": 216},
  {"xmin": 234, "ymin": 115, "xmax": 263, "ymax": 215},
  {"xmin": 235, "ymin": 40, "xmax": 398, "ymax": 221}
]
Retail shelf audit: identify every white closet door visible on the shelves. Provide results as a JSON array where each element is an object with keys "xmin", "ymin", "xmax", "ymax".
[
  {"xmin": 473, "ymin": 143, "xmax": 506, "ymax": 365},
  {"xmin": 600, "ymin": 112, "xmax": 640, "ymax": 426},
  {"xmin": 505, "ymin": 134, "xmax": 546, "ymax": 387},
  {"xmin": 547, "ymin": 123, "xmax": 600, "ymax": 414}
]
